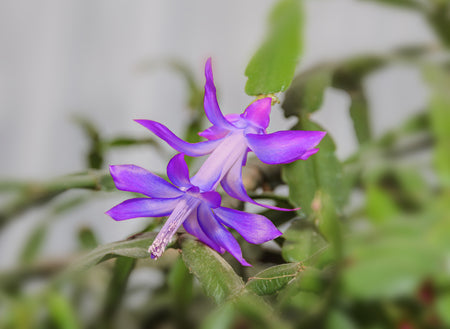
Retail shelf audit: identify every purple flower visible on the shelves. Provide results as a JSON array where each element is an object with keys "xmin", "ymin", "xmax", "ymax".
[
  {"xmin": 135, "ymin": 58, "xmax": 326, "ymax": 209},
  {"xmin": 106, "ymin": 154, "xmax": 282, "ymax": 266}
]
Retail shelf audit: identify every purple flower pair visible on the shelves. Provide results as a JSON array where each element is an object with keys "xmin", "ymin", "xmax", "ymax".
[{"xmin": 106, "ymin": 58, "xmax": 326, "ymax": 265}]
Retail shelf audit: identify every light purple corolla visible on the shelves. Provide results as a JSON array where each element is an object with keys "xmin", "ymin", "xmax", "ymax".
[
  {"xmin": 136, "ymin": 58, "xmax": 326, "ymax": 209},
  {"xmin": 106, "ymin": 153, "xmax": 282, "ymax": 266}
]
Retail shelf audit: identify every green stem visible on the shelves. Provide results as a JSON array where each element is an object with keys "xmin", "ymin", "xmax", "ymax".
[{"xmin": 0, "ymin": 171, "xmax": 111, "ymax": 228}]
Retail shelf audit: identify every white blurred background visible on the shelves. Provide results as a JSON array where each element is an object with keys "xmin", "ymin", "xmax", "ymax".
[{"xmin": 0, "ymin": 0, "xmax": 436, "ymax": 267}]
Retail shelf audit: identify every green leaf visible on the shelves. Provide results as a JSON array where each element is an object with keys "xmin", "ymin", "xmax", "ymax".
[
  {"xmin": 348, "ymin": 91, "xmax": 371, "ymax": 144},
  {"xmin": 73, "ymin": 116, "xmax": 104, "ymax": 169},
  {"xmin": 46, "ymin": 291, "xmax": 79, "ymax": 329},
  {"xmin": 393, "ymin": 168, "xmax": 429, "ymax": 208},
  {"xmin": 366, "ymin": 184, "xmax": 399, "ymax": 222},
  {"xmin": 427, "ymin": 2, "xmax": 450, "ymax": 48},
  {"xmin": 246, "ymin": 263, "xmax": 304, "ymax": 295},
  {"xmin": 277, "ymin": 266, "xmax": 323, "ymax": 310},
  {"xmin": 362, "ymin": 0, "xmax": 423, "ymax": 9},
  {"xmin": 202, "ymin": 292, "xmax": 291, "ymax": 329},
  {"xmin": 427, "ymin": 195, "xmax": 450, "ymax": 251},
  {"xmin": 423, "ymin": 64, "xmax": 450, "ymax": 188},
  {"xmin": 282, "ymin": 291, "xmax": 321, "ymax": 313},
  {"xmin": 245, "ymin": 0, "xmax": 303, "ymax": 95},
  {"xmin": 6, "ymin": 296, "xmax": 39, "ymax": 329},
  {"xmin": 326, "ymin": 310, "xmax": 357, "ymax": 329},
  {"xmin": 201, "ymin": 302, "xmax": 235, "ymax": 329},
  {"xmin": 168, "ymin": 256, "xmax": 193, "ymax": 308},
  {"xmin": 61, "ymin": 232, "xmax": 155, "ymax": 278},
  {"xmin": 343, "ymin": 219, "xmax": 441, "ymax": 299},
  {"xmin": 316, "ymin": 192, "xmax": 342, "ymax": 258},
  {"xmin": 77, "ymin": 227, "xmax": 99, "ymax": 250},
  {"xmin": 282, "ymin": 67, "xmax": 333, "ymax": 117},
  {"xmin": 97, "ymin": 256, "xmax": 136, "ymax": 327},
  {"xmin": 364, "ymin": 167, "xmax": 429, "ymax": 224},
  {"xmin": 436, "ymin": 293, "xmax": 450, "ymax": 326},
  {"xmin": 231, "ymin": 292, "xmax": 292, "ymax": 329},
  {"xmin": 19, "ymin": 222, "xmax": 47, "ymax": 264},
  {"xmin": 281, "ymin": 220, "xmax": 328, "ymax": 263},
  {"xmin": 331, "ymin": 57, "xmax": 384, "ymax": 145},
  {"xmin": 282, "ymin": 120, "xmax": 347, "ymax": 216},
  {"xmin": 105, "ymin": 136, "xmax": 158, "ymax": 148},
  {"xmin": 181, "ymin": 238, "xmax": 244, "ymax": 304}
]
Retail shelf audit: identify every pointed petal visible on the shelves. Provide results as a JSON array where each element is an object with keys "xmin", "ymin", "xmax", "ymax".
[
  {"xmin": 167, "ymin": 154, "xmax": 191, "ymax": 188},
  {"xmin": 110, "ymin": 165, "xmax": 183, "ymax": 198},
  {"xmin": 246, "ymin": 130, "xmax": 326, "ymax": 164},
  {"xmin": 214, "ymin": 207, "xmax": 282, "ymax": 244},
  {"xmin": 183, "ymin": 211, "xmax": 225, "ymax": 253},
  {"xmin": 106, "ymin": 197, "xmax": 179, "ymax": 221},
  {"xmin": 204, "ymin": 58, "xmax": 236, "ymax": 130},
  {"xmin": 221, "ymin": 152, "xmax": 298, "ymax": 212},
  {"xmin": 135, "ymin": 119, "xmax": 221, "ymax": 156},
  {"xmin": 241, "ymin": 98, "xmax": 271, "ymax": 130},
  {"xmin": 197, "ymin": 203, "xmax": 251, "ymax": 266}
]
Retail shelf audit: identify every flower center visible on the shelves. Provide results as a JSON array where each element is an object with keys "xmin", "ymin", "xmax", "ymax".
[{"xmin": 191, "ymin": 131, "xmax": 248, "ymax": 191}]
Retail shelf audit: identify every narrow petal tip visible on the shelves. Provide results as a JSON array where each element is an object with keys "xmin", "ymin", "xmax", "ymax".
[
  {"xmin": 299, "ymin": 148, "xmax": 320, "ymax": 160},
  {"xmin": 203, "ymin": 59, "xmax": 236, "ymax": 130},
  {"xmin": 205, "ymin": 57, "xmax": 213, "ymax": 77},
  {"xmin": 104, "ymin": 209, "xmax": 114, "ymax": 219},
  {"xmin": 240, "ymin": 259, "xmax": 252, "ymax": 267},
  {"xmin": 105, "ymin": 207, "xmax": 119, "ymax": 221}
]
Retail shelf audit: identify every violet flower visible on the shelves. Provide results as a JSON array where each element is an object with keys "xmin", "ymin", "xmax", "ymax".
[
  {"xmin": 106, "ymin": 154, "xmax": 282, "ymax": 266},
  {"xmin": 135, "ymin": 58, "xmax": 326, "ymax": 209}
]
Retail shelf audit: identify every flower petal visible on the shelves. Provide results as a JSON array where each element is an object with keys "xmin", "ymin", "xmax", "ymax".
[
  {"xmin": 241, "ymin": 97, "xmax": 271, "ymax": 130},
  {"xmin": 110, "ymin": 165, "xmax": 183, "ymax": 198},
  {"xmin": 197, "ymin": 203, "xmax": 251, "ymax": 266},
  {"xmin": 204, "ymin": 58, "xmax": 236, "ymax": 130},
  {"xmin": 199, "ymin": 191, "xmax": 221, "ymax": 208},
  {"xmin": 167, "ymin": 154, "xmax": 191, "ymax": 188},
  {"xmin": 199, "ymin": 114, "xmax": 240, "ymax": 140},
  {"xmin": 221, "ymin": 152, "xmax": 298, "ymax": 211},
  {"xmin": 246, "ymin": 130, "xmax": 326, "ymax": 164},
  {"xmin": 135, "ymin": 119, "xmax": 221, "ymax": 156},
  {"xmin": 214, "ymin": 207, "xmax": 282, "ymax": 244},
  {"xmin": 198, "ymin": 126, "xmax": 227, "ymax": 141},
  {"xmin": 106, "ymin": 197, "xmax": 179, "ymax": 221},
  {"xmin": 183, "ymin": 210, "xmax": 225, "ymax": 253}
]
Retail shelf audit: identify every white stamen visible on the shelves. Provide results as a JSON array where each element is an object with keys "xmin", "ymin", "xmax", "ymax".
[{"xmin": 148, "ymin": 197, "xmax": 199, "ymax": 259}]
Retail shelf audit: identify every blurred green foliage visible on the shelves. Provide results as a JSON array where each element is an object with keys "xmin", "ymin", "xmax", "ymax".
[
  {"xmin": 1, "ymin": 0, "xmax": 450, "ymax": 328},
  {"xmin": 245, "ymin": 0, "xmax": 302, "ymax": 95}
]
